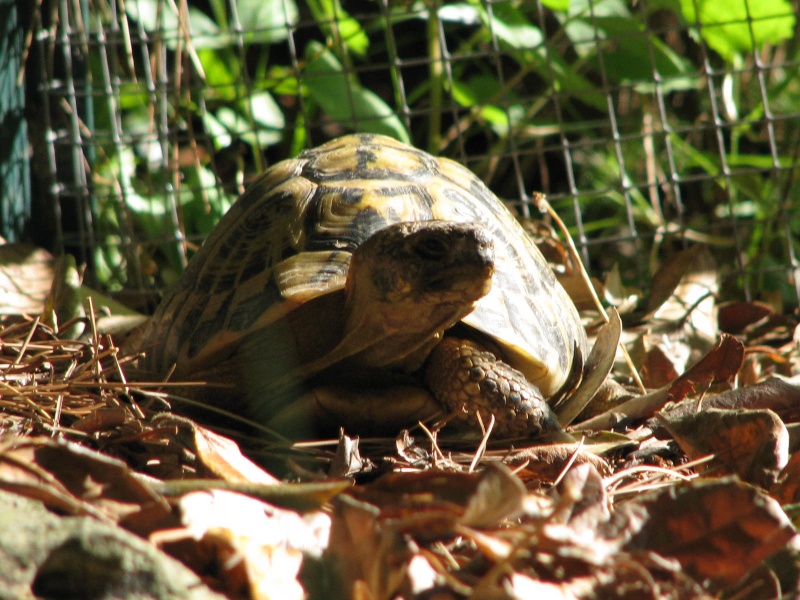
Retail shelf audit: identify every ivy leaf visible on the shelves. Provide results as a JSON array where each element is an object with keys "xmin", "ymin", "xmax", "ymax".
[
  {"xmin": 303, "ymin": 42, "xmax": 409, "ymax": 143},
  {"xmin": 679, "ymin": 0, "xmax": 795, "ymax": 62}
]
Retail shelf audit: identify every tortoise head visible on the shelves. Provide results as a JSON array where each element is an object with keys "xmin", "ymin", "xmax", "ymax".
[{"xmin": 340, "ymin": 221, "xmax": 494, "ymax": 369}]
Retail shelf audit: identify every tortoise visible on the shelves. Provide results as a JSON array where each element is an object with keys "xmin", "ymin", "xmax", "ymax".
[{"xmin": 137, "ymin": 134, "xmax": 588, "ymax": 439}]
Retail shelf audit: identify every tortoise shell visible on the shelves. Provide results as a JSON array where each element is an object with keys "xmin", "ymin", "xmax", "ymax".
[{"xmin": 140, "ymin": 134, "xmax": 588, "ymax": 429}]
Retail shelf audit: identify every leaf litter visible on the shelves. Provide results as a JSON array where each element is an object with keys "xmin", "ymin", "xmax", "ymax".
[{"xmin": 0, "ymin": 240, "xmax": 799, "ymax": 599}]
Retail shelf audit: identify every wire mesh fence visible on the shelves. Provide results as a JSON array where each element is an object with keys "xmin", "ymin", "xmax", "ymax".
[{"xmin": 25, "ymin": 0, "xmax": 800, "ymax": 312}]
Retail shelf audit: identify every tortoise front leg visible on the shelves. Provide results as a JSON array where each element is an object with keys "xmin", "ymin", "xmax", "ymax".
[{"xmin": 424, "ymin": 337, "xmax": 563, "ymax": 438}]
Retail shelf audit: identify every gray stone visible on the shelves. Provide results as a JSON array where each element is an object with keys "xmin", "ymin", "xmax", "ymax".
[{"xmin": 0, "ymin": 490, "xmax": 224, "ymax": 600}]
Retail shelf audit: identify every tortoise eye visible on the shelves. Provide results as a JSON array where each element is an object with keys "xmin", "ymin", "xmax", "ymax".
[{"xmin": 414, "ymin": 236, "xmax": 449, "ymax": 260}]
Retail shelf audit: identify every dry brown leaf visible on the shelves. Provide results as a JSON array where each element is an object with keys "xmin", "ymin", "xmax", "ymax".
[
  {"xmin": 658, "ymin": 377, "xmax": 800, "ymax": 425},
  {"xmin": 145, "ymin": 413, "xmax": 281, "ymax": 484},
  {"xmin": 0, "ymin": 244, "xmax": 54, "ymax": 315},
  {"xmin": 330, "ymin": 431, "xmax": 368, "ymax": 477},
  {"xmin": 573, "ymin": 334, "xmax": 744, "ymax": 432},
  {"xmin": 638, "ymin": 340, "xmax": 681, "ymax": 389},
  {"xmin": 657, "ymin": 408, "xmax": 789, "ymax": 487},
  {"xmin": 505, "ymin": 442, "xmax": 612, "ymax": 482},
  {"xmin": 646, "ymin": 246, "xmax": 717, "ymax": 330},
  {"xmin": 0, "ymin": 436, "xmax": 170, "ymax": 530},
  {"xmin": 191, "ymin": 422, "xmax": 280, "ymax": 484},
  {"xmin": 619, "ymin": 246, "xmax": 719, "ymax": 379},
  {"xmin": 722, "ymin": 562, "xmax": 782, "ymax": 600},
  {"xmin": 624, "ymin": 477, "xmax": 796, "ymax": 591},
  {"xmin": 667, "ymin": 333, "xmax": 744, "ymax": 398},
  {"xmin": 348, "ymin": 468, "xmax": 525, "ymax": 540},
  {"xmin": 41, "ymin": 254, "xmax": 85, "ymax": 339},
  {"xmin": 552, "ymin": 463, "xmax": 610, "ymax": 531},
  {"xmin": 327, "ymin": 494, "xmax": 414, "ymax": 600},
  {"xmin": 719, "ymin": 300, "xmax": 798, "ymax": 346},
  {"xmin": 554, "ymin": 307, "xmax": 622, "ymax": 426},
  {"xmin": 71, "ymin": 407, "xmax": 132, "ymax": 433},
  {"xmin": 157, "ymin": 489, "xmax": 330, "ymax": 600},
  {"xmin": 603, "ymin": 262, "xmax": 641, "ymax": 314},
  {"xmin": 718, "ymin": 300, "xmax": 775, "ymax": 334},
  {"xmin": 460, "ymin": 462, "xmax": 526, "ymax": 528},
  {"xmin": 394, "ymin": 430, "xmax": 433, "ymax": 467},
  {"xmin": 772, "ymin": 451, "xmax": 800, "ymax": 505}
]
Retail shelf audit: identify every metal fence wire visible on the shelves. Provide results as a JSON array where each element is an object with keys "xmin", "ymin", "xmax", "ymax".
[{"xmin": 27, "ymin": 0, "xmax": 800, "ymax": 312}]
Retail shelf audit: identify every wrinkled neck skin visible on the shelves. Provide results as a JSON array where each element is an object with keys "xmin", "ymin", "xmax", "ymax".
[
  {"xmin": 295, "ymin": 280, "xmax": 475, "ymax": 379},
  {"xmin": 338, "ymin": 278, "xmax": 477, "ymax": 372}
]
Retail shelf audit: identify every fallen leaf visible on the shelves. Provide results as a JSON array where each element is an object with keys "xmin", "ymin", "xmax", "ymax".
[
  {"xmin": 718, "ymin": 301, "xmax": 774, "ymax": 334},
  {"xmin": 71, "ymin": 407, "xmax": 132, "ymax": 433},
  {"xmin": 192, "ymin": 422, "xmax": 279, "ymax": 484},
  {"xmin": 667, "ymin": 334, "xmax": 744, "ymax": 399},
  {"xmin": 552, "ymin": 463, "xmax": 610, "ymax": 533},
  {"xmin": 656, "ymin": 377, "xmax": 800, "ymax": 426},
  {"xmin": 772, "ymin": 451, "xmax": 800, "ymax": 505},
  {"xmin": 0, "ymin": 436, "xmax": 170, "ymax": 531},
  {"xmin": 0, "ymin": 244, "xmax": 54, "ymax": 315},
  {"xmin": 646, "ymin": 246, "xmax": 717, "ymax": 332},
  {"xmin": 554, "ymin": 307, "xmax": 621, "ymax": 426},
  {"xmin": 657, "ymin": 408, "xmax": 789, "ymax": 487},
  {"xmin": 330, "ymin": 431, "xmax": 368, "ymax": 477},
  {"xmin": 326, "ymin": 494, "xmax": 414, "ymax": 600},
  {"xmin": 718, "ymin": 300, "xmax": 797, "ymax": 346},
  {"xmin": 615, "ymin": 246, "xmax": 719, "ymax": 378},
  {"xmin": 574, "ymin": 335, "xmax": 744, "ymax": 432},
  {"xmin": 637, "ymin": 339, "xmax": 681, "ymax": 389},
  {"xmin": 150, "ymin": 478, "xmax": 352, "ymax": 513},
  {"xmin": 148, "ymin": 414, "xmax": 280, "ymax": 484},
  {"xmin": 505, "ymin": 442, "xmax": 612, "ymax": 482},
  {"xmin": 624, "ymin": 477, "xmax": 796, "ymax": 590},
  {"xmin": 158, "ymin": 489, "xmax": 331, "ymax": 600},
  {"xmin": 460, "ymin": 462, "xmax": 526, "ymax": 528},
  {"xmin": 394, "ymin": 430, "xmax": 432, "ymax": 467},
  {"xmin": 603, "ymin": 262, "xmax": 642, "ymax": 314}
]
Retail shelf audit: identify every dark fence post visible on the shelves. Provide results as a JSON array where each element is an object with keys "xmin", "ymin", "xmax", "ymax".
[{"xmin": 0, "ymin": 0, "xmax": 31, "ymax": 242}]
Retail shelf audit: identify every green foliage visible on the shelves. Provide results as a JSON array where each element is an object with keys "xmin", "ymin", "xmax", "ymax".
[
  {"xmin": 679, "ymin": 0, "xmax": 795, "ymax": 62},
  {"xmin": 303, "ymin": 42, "xmax": 410, "ymax": 142},
  {"xmin": 82, "ymin": 0, "xmax": 800, "ymax": 307}
]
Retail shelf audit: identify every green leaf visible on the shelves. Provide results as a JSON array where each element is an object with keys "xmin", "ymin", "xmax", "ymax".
[
  {"xmin": 202, "ymin": 111, "xmax": 233, "ymax": 150},
  {"xmin": 541, "ymin": 0, "xmax": 570, "ymax": 11},
  {"xmin": 235, "ymin": 0, "xmax": 298, "ymax": 44},
  {"xmin": 214, "ymin": 106, "xmax": 282, "ymax": 148},
  {"xmin": 539, "ymin": 52, "xmax": 608, "ymax": 111},
  {"xmin": 481, "ymin": 3, "xmax": 543, "ymax": 50},
  {"xmin": 306, "ymin": 0, "xmax": 369, "ymax": 56},
  {"xmin": 180, "ymin": 165, "xmax": 234, "ymax": 236},
  {"xmin": 332, "ymin": 4, "xmax": 370, "ymax": 56},
  {"xmin": 451, "ymin": 75, "xmax": 524, "ymax": 136},
  {"xmin": 669, "ymin": 134, "xmax": 722, "ymax": 178},
  {"xmin": 568, "ymin": 0, "xmax": 631, "ymax": 20},
  {"xmin": 587, "ymin": 17, "xmax": 697, "ymax": 92},
  {"xmin": 451, "ymin": 74, "xmax": 505, "ymax": 106},
  {"xmin": 125, "ymin": 0, "xmax": 221, "ymax": 49},
  {"xmin": 438, "ymin": 4, "xmax": 481, "ymax": 24},
  {"xmin": 247, "ymin": 93, "xmax": 286, "ymax": 131},
  {"xmin": 196, "ymin": 48, "xmax": 237, "ymax": 90},
  {"xmin": 563, "ymin": 0, "xmax": 632, "ymax": 57},
  {"xmin": 679, "ymin": 0, "xmax": 795, "ymax": 61},
  {"xmin": 203, "ymin": 93, "xmax": 284, "ymax": 151},
  {"xmin": 303, "ymin": 42, "xmax": 409, "ymax": 142}
]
